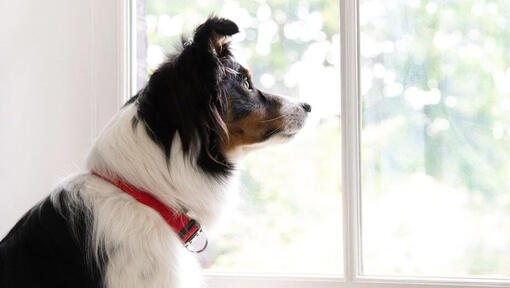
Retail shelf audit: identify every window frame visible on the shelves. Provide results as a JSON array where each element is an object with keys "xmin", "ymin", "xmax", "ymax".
[{"xmin": 124, "ymin": 0, "xmax": 510, "ymax": 287}]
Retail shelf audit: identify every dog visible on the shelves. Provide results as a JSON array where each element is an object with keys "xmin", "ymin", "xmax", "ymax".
[{"xmin": 0, "ymin": 17, "xmax": 310, "ymax": 288}]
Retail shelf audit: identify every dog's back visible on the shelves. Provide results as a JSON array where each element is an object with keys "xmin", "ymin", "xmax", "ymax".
[{"xmin": 0, "ymin": 192, "xmax": 103, "ymax": 288}]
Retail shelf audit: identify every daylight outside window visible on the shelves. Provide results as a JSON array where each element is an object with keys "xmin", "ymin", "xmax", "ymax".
[
  {"xmin": 135, "ymin": 0, "xmax": 342, "ymax": 275},
  {"xmin": 360, "ymin": 0, "xmax": 510, "ymax": 278}
]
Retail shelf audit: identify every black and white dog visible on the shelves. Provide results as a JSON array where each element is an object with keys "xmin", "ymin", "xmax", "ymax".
[{"xmin": 0, "ymin": 17, "xmax": 310, "ymax": 288}]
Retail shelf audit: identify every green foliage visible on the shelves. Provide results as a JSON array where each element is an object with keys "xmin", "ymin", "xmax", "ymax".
[
  {"xmin": 362, "ymin": 0, "xmax": 510, "ymax": 198},
  {"xmin": 361, "ymin": 0, "xmax": 510, "ymax": 276}
]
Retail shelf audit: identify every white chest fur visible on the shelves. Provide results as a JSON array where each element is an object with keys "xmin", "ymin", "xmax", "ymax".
[{"xmin": 56, "ymin": 104, "xmax": 239, "ymax": 288}]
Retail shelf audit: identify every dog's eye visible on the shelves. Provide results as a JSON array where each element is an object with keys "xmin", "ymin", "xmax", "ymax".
[{"xmin": 242, "ymin": 78, "xmax": 251, "ymax": 90}]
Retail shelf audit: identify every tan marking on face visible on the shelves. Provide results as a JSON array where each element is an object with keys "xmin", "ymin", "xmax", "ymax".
[{"xmin": 221, "ymin": 109, "xmax": 284, "ymax": 154}]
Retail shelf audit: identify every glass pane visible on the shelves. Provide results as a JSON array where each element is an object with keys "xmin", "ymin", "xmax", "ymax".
[
  {"xmin": 139, "ymin": 0, "xmax": 342, "ymax": 274},
  {"xmin": 361, "ymin": 0, "xmax": 510, "ymax": 277}
]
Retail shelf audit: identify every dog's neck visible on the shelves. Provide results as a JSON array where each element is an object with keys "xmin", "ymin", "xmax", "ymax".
[{"xmin": 86, "ymin": 104, "xmax": 239, "ymax": 230}]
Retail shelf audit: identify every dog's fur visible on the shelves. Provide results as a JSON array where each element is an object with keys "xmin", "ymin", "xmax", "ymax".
[{"xmin": 0, "ymin": 17, "xmax": 310, "ymax": 288}]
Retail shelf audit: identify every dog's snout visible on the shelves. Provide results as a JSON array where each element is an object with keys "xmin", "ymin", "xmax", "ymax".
[{"xmin": 301, "ymin": 103, "xmax": 312, "ymax": 113}]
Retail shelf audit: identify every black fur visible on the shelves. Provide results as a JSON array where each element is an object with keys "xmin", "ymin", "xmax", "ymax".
[
  {"xmin": 0, "ymin": 192, "xmax": 105, "ymax": 288},
  {"xmin": 132, "ymin": 17, "xmax": 239, "ymax": 176}
]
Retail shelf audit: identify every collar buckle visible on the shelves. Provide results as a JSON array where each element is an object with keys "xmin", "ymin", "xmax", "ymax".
[{"xmin": 180, "ymin": 219, "xmax": 208, "ymax": 253}]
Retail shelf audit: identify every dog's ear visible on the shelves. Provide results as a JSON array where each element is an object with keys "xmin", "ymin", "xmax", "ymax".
[
  {"xmin": 185, "ymin": 17, "xmax": 239, "ymax": 143},
  {"xmin": 192, "ymin": 17, "xmax": 239, "ymax": 56}
]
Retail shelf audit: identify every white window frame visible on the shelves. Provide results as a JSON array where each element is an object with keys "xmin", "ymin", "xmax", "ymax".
[{"xmin": 121, "ymin": 0, "xmax": 510, "ymax": 287}]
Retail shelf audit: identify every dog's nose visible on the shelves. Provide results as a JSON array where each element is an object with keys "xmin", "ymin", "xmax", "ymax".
[{"xmin": 301, "ymin": 103, "xmax": 312, "ymax": 113}]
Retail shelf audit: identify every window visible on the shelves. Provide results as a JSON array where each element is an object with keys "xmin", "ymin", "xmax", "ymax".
[
  {"xmin": 360, "ymin": 0, "xmax": 510, "ymax": 278},
  {"xmin": 132, "ymin": 0, "xmax": 510, "ymax": 287},
  {"xmin": 134, "ymin": 0, "xmax": 342, "ymax": 276}
]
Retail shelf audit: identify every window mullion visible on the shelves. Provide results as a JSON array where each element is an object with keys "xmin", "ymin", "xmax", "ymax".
[{"xmin": 341, "ymin": 0, "xmax": 362, "ymax": 282}]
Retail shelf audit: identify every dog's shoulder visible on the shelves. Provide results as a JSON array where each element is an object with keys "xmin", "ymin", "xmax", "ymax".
[{"xmin": 0, "ymin": 185, "xmax": 105, "ymax": 288}]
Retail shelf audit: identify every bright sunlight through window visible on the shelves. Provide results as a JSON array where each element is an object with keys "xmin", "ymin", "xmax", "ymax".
[{"xmin": 361, "ymin": 0, "xmax": 510, "ymax": 277}]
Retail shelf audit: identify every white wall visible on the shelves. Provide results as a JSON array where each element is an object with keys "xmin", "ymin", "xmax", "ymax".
[{"xmin": 0, "ymin": 0, "xmax": 128, "ymax": 237}]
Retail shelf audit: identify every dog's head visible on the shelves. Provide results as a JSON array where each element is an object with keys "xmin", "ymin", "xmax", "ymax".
[{"xmin": 134, "ymin": 17, "xmax": 310, "ymax": 175}]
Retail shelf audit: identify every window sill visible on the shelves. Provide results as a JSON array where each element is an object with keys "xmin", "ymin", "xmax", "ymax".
[{"xmin": 204, "ymin": 272, "xmax": 510, "ymax": 288}]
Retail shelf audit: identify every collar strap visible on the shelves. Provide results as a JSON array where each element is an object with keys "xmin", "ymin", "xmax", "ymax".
[{"xmin": 92, "ymin": 172, "xmax": 207, "ymax": 253}]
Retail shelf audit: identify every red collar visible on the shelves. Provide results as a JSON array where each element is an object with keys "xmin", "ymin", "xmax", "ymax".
[{"xmin": 92, "ymin": 172, "xmax": 207, "ymax": 252}]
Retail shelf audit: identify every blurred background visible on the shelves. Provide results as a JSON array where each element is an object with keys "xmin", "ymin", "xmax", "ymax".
[{"xmin": 360, "ymin": 0, "xmax": 510, "ymax": 277}]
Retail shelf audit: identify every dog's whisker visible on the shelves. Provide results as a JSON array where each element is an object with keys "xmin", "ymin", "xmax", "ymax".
[
  {"xmin": 258, "ymin": 115, "xmax": 288, "ymax": 123},
  {"xmin": 266, "ymin": 122, "xmax": 286, "ymax": 138}
]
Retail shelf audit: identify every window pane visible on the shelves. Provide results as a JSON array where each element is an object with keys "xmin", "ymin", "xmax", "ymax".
[
  {"xmin": 361, "ymin": 0, "xmax": 510, "ymax": 277},
  {"xmin": 139, "ymin": 0, "xmax": 342, "ymax": 274}
]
